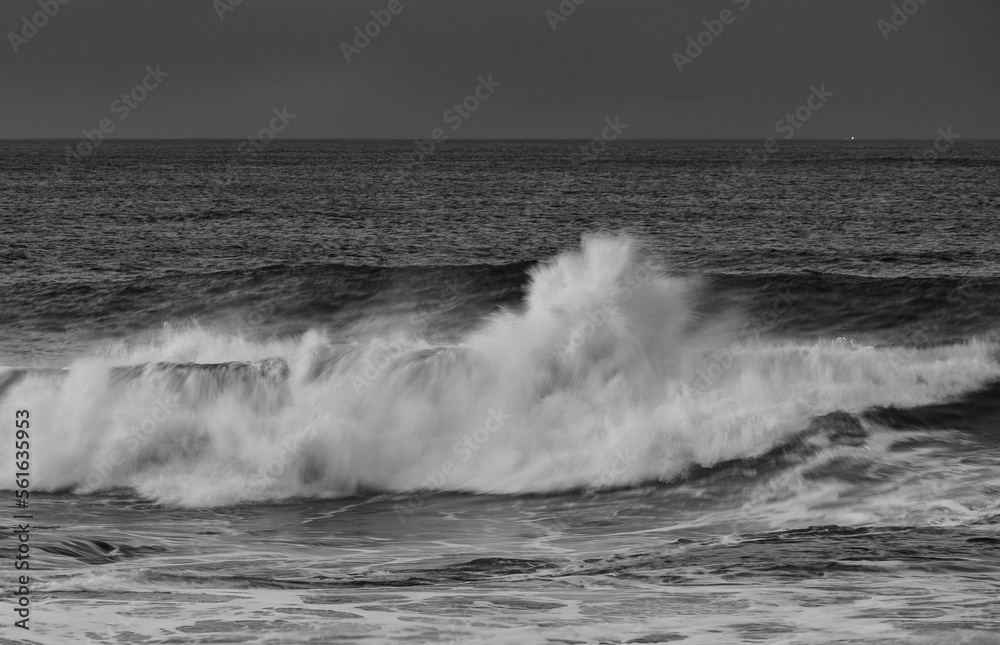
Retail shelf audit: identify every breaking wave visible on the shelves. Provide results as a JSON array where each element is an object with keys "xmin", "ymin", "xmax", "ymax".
[{"xmin": 2, "ymin": 236, "xmax": 999, "ymax": 506}]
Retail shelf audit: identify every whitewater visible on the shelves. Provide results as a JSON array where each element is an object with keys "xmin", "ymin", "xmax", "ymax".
[{"xmin": 3, "ymin": 236, "xmax": 999, "ymax": 513}]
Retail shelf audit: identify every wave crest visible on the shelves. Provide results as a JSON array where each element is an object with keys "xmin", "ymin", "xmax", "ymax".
[{"xmin": 3, "ymin": 235, "xmax": 999, "ymax": 506}]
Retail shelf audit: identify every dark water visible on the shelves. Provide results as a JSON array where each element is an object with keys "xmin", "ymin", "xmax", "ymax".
[{"xmin": 1, "ymin": 140, "xmax": 999, "ymax": 643}]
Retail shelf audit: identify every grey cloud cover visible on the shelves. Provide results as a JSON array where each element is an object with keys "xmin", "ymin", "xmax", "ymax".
[{"xmin": 1, "ymin": 0, "xmax": 997, "ymax": 139}]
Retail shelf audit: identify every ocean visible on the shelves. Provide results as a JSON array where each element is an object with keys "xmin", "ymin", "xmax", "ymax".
[{"xmin": 1, "ymin": 140, "xmax": 999, "ymax": 644}]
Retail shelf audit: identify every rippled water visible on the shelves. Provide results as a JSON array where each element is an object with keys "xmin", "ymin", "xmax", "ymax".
[{"xmin": 1, "ymin": 140, "xmax": 999, "ymax": 643}]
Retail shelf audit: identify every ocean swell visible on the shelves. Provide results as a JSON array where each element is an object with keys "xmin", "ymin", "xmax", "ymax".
[{"xmin": 2, "ymin": 235, "xmax": 999, "ymax": 506}]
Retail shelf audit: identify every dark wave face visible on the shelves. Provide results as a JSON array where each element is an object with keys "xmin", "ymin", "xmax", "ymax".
[{"xmin": 3, "ymin": 261, "xmax": 1000, "ymax": 368}]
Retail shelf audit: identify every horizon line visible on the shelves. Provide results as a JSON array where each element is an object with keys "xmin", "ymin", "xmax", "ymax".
[{"xmin": 2, "ymin": 137, "xmax": 998, "ymax": 142}]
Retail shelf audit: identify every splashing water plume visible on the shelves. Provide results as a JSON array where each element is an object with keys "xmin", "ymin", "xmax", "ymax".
[{"xmin": 3, "ymin": 235, "xmax": 999, "ymax": 506}]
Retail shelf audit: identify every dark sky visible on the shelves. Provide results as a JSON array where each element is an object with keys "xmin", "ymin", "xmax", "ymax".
[{"xmin": 2, "ymin": 0, "xmax": 997, "ymax": 139}]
